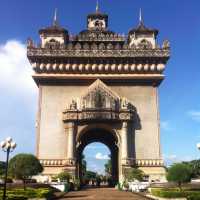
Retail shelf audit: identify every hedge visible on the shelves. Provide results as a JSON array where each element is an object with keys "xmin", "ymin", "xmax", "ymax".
[
  {"xmin": 187, "ymin": 194, "xmax": 200, "ymax": 200},
  {"xmin": 0, "ymin": 188, "xmax": 53, "ymax": 199},
  {"xmin": 151, "ymin": 188, "xmax": 200, "ymax": 199}
]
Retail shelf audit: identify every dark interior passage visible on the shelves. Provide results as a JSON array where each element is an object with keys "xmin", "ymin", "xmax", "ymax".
[{"xmin": 77, "ymin": 128, "xmax": 119, "ymax": 186}]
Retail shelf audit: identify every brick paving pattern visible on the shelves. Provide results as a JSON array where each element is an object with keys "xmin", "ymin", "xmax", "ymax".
[{"xmin": 59, "ymin": 187, "xmax": 150, "ymax": 200}]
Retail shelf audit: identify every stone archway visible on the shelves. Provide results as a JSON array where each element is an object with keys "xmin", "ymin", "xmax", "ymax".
[
  {"xmin": 76, "ymin": 126, "xmax": 119, "ymax": 185},
  {"xmin": 62, "ymin": 79, "xmax": 135, "ymax": 181}
]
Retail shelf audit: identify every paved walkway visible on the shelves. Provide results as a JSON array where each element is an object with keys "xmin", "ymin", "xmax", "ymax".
[{"xmin": 59, "ymin": 187, "xmax": 150, "ymax": 200}]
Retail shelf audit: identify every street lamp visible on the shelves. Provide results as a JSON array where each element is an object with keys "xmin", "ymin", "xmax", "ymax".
[
  {"xmin": 197, "ymin": 143, "xmax": 200, "ymax": 150},
  {"xmin": 1, "ymin": 137, "xmax": 17, "ymax": 200}
]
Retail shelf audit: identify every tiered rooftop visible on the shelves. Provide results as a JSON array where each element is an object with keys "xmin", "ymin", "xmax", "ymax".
[{"xmin": 27, "ymin": 8, "xmax": 170, "ymax": 85}]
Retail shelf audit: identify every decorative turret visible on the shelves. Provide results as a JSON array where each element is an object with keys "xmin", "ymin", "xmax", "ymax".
[
  {"xmin": 39, "ymin": 9, "xmax": 69, "ymax": 48},
  {"xmin": 128, "ymin": 9, "xmax": 158, "ymax": 48},
  {"xmin": 87, "ymin": 0, "xmax": 108, "ymax": 30}
]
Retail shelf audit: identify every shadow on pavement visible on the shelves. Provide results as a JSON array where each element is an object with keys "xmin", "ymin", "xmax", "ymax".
[{"xmin": 64, "ymin": 195, "xmax": 88, "ymax": 199}]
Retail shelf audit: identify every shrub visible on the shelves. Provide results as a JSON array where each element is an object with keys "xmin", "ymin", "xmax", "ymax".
[
  {"xmin": 151, "ymin": 188, "xmax": 200, "ymax": 199},
  {"xmin": 124, "ymin": 168, "xmax": 145, "ymax": 181},
  {"xmin": 0, "ymin": 161, "xmax": 6, "ymax": 178},
  {"xmin": 117, "ymin": 182, "xmax": 122, "ymax": 190},
  {"xmin": 73, "ymin": 178, "xmax": 81, "ymax": 191},
  {"xmin": 151, "ymin": 189, "xmax": 186, "ymax": 198},
  {"xmin": 187, "ymin": 194, "xmax": 200, "ymax": 200},
  {"xmin": 56, "ymin": 171, "xmax": 71, "ymax": 182},
  {"xmin": 6, "ymin": 195, "xmax": 27, "ymax": 200},
  {"xmin": 0, "ymin": 188, "xmax": 53, "ymax": 199}
]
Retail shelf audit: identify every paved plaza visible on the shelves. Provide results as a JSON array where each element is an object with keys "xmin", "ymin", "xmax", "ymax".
[{"xmin": 59, "ymin": 187, "xmax": 150, "ymax": 200}]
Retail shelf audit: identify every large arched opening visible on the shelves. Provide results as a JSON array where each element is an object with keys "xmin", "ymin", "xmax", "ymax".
[{"xmin": 76, "ymin": 127, "xmax": 119, "ymax": 186}]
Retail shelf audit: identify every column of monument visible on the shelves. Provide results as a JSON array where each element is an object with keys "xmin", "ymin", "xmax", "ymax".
[
  {"xmin": 66, "ymin": 122, "xmax": 76, "ymax": 165},
  {"xmin": 121, "ymin": 121, "xmax": 129, "ymax": 165}
]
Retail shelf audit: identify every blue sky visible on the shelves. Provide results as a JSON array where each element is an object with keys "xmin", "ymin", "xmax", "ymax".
[{"xmin": 0, "ymin": 0, "xmax": 200, "ymax": 173}]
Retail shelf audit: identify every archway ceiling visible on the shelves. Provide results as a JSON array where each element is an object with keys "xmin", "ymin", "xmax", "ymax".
[{"xmin": 78, "ymin": 128, "xmax": 118, "ymax": 153}]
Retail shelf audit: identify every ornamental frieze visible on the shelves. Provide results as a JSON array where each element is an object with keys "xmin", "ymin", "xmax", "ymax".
[
  {"xmin": 63, "ymin": 109, "xmax": 134, "ymax": 122},
  {"xmin": 27, "ymin": 48, "xmax": 170, "ymax": 59}
]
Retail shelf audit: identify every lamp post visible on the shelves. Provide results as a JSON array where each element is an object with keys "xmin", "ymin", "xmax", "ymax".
[
  {"xmin": 1, "ymin": 137, "xmax": 17, "ymax": 200},
  {"xmin": 197, "ymin": 143, "xmax": 200, "ymax": 151}
]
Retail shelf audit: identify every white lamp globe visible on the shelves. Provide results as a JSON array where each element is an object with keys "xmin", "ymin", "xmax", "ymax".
[
  {"xmin": 6, "ymin": 137, "xmax": 12, "ymax": 143},
  {"xmin": 197, "ymin": 143, "xmax": 200, "ymax": 150},
  {"xmin": 11, "ymin": 142, "xmax": 17, "ymax": 149},
  {"xmin": 0, "ymin": 141, "xmax": 6, "ymax": 148},
  {"xmin": 5, "ymin": 142, "xmax": 11, "ymax": 149}
]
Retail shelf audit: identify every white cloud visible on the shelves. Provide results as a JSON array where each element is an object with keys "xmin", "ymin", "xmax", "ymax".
[
  {"xmin": 87, "ymin": 163, "xmax": 105, "ymax": 174},
  {"xmin": 163, "ymin": 154, "xmax": 180, "ymax": 166},
  {"xmin": 86, "ymin": 145, "xmax": 107, "ymax": 150},
  {"xmin": 163, "ymin": 154, "xmax": 178, "ymax": 161},
  {"xmin": 188, "ymin": 111, "xmax": 200, "ymax": 122},
  {"xmin": 160, "ymin": 120, "xmax": 171, "ymax": 131},
  {"xmin": 163, "ymin": 154, "xmax": 195, "ymax": 167},
  {"xmin": 0, "ymin": 40, "xmax": 37, "ymax": 96},
  {"xmin": 95, "ymin": 152, "xmax": 109, "ymax": 160},
  {"xmin": 0, "ymin": 40, "xmax": 37, "ymax": 160}
]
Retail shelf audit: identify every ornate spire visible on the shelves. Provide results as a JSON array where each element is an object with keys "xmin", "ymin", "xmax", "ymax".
[
  {"xmin": 96, "ymin": 0, "xmax": 99, "ymax": 13},
  {"xmin": 128, "ymin": 8, "xmax": 159, "ymax": 36},
  {"xmin": 53, "ymin": 8, "xmax": 58, "ymax": 26},
  {"xmin": 139, "ymin": 8, "xmax": 144, "ymax": 25}
]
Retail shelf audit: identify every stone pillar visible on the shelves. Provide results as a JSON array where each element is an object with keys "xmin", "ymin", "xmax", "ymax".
[
  {"xmin": 66, "ymin": 122, "xmax": 76, "ymax": 166},
  {"xmin": 63, "ymin": 122, "xmax": 77, "ymax": 177},
  {"xmin": 121, "ymin": 121, "xmax": 129, "ymax": 165}
]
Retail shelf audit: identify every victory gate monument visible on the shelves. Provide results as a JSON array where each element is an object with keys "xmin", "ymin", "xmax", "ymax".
[{"xmin": 27, "ymin": 6, "xmax": 170, "ymax": 183}]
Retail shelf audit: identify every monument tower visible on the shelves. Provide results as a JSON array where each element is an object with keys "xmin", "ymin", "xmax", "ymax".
[{"xmin": 27, "ymin": 6, "xmax": 170, "ymax": 182}]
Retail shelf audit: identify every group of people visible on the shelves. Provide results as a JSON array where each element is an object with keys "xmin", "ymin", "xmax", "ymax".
[{"xmin": 89, "ymin": 177, "xmax": 103, "ymax": 187}]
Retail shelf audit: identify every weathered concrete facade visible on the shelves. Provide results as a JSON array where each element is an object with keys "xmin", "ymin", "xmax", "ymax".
[{"xmin": 27, "ymin": 7, "xmax": 170, "ymax": 182}]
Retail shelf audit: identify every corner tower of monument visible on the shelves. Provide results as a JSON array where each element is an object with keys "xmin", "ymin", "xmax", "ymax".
[{"xmin": 27, "ymin": 8, "xmax": 170, "ymax": 182}]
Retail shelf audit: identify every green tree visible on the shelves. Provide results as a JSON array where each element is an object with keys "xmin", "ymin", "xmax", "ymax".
[
  {"xmin": 167, "ymin": 163, "xmax": 192, "ymax": 190},
  {"xmin": 104, "ymin": 155, "xmax": 112, "ymax": 176},
  {"xmin": 85, "ymin": 171, "xmax": 97, "ymax": 180},
  {"xmin": 9, "ymin": 154, "xmax": 43, "ymax": 190},
  {"xmin": 183, "ymin": 160, "xmax": 200, "ymax": 178},
  {"xmin": 57, "ymin": 171, "xmax": 71, "ymax": 182},
  {"xmin": 124, "ymin": 168, "xmax": 145, "ymax": 182},
  {"xmin": 0, "ymin": 161, "xmax": 6, "ymax": 178}
]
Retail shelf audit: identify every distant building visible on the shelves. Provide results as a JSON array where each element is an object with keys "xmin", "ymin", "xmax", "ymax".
[{"xmin": 27, "ymin": 6, "xmax": 170, "ymax": 182}]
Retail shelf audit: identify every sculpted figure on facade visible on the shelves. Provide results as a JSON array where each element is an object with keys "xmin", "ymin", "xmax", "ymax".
[
  {"xmin": 137, "ymin": 39, "xmax": 153, "ymax": 49},
  {"xmin": 70, "ymin": 99, "xmax": 77, "ymax": 110},
  {"xmin": 27, "ymin": 38, "xmax": 34, "ymax": 48},
  {"xmin": 120, "ymin": 97, "xmax": 130, "ymax": 110},
  {"xmin": 162, "ymin": 39, "xmax": 170, "ymax": 49}
]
